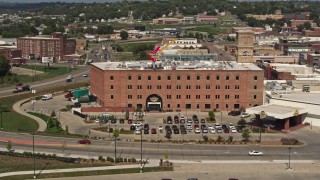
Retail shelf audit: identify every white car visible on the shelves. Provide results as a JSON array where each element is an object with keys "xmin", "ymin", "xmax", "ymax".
[
  {"xmin": 240, "ymin": 113, "xmax": 250, "ymax": 118},
  {"xmin": 82, "ymin": 74, "xmax": 88, "ymax": 77},
  {"xmin": 187, "ymin": 118, "xmax": 193, "ymax": 124},
  {"xmin": 208, "ymin": 124, "xmax": 214, "ymax": 130},
  {"xmin": 158, "ymin": 125, "xmax": 163, "ymax": 131},
  {"xmin": 209, "ymin": 128, "xmax": 216, "ymax": 134},
  {"xmin": 133, "ymin": 122, "xmax": 143, "ymax": 126},
  {"xmin": 229, "ymin": 123, "xmax": 235, "ymax": 129},
  {"xmin": 215, "ymin": 123, "xmax": 222, "ymax": 129},
  {"xmin": 186, "ymin": 123, "xmax": 193, "ymax": 130},
  {"xmin": 248, "ymin": 150, "xmax": 263, "ymax": 156},
  {"xmin": 231, "ymin": 127, "xmax": 237, "ymax": 133},
  {"xmin": 194, "ymin": 128, "xmax": 201, "ymax": 133},
  {"xmin": 134, "ymin": 129, "xmax": 141, "ymax": 135}
]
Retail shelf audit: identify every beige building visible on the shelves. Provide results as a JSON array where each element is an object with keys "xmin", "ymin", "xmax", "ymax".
[{"xmin": 236, "ymin": 30, "xmax": 254, "ymax": 63}]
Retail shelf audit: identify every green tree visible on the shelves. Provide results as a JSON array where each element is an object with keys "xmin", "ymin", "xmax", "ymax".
[
  {"xmin": 208, "ymin": 111, "xmax": 215, "ymax": 121},
  {"xmin": 0, "ymin": 55, "xmax": 10, "ymax": 77},
  {"xmin": 65, "ymin": 125, "xmax": 69, "ymax": 134},
  {"xmin": 50, "ymin": 110, "xmax": 56, "ymax": 117},
  {"xmin": 297, "ymin": 24, "xmax": 304, "ymax": 32},
  {"xmin": 125, "ymin": 108, "xmax": 129, "ymax": 120},
  {"xmin": 242, "ymin": 128, "xmax": 251, "ymax": 143},
  {"xmin": 6, "ymin": 141, "xmax": 12, "ymax": 151},
  {"xmin": 113, "ymin": 128, "xmax": 120, "ymax": 138},
  {"xmin": 47, "ymin": 117, "xmax": 55, "ymax": 129},
  {"xmin": 303, "ymin": 22, "xmax": 312, "ymax": 30},
  {"xmin": 120, "ymin": 30, "xmax": 129, "ymax": 40},
  {"xmin": 237, "ymin": 118, "xmax": 247, "ymax": 131}
]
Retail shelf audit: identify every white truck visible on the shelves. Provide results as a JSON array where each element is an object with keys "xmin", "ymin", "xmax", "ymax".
[{"xmin": 42, "ymin": 94, "xmax": 53, "ymax": 100}]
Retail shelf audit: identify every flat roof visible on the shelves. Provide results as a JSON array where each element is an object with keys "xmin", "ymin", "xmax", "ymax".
[
  {"xmin": 272, "ymin": 92, "xmax": 320, "ymax": 105},
  {"xmin": 246, "ymin": 104, "xmax": 308, "ymax": 119},
  {"xmin": 91, "ymin": 60, "xmax": 262, "ymax": 71}
]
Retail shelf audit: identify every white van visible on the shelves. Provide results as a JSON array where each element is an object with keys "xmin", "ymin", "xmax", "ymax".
[{"xmin": 42, "ymin": 94, "xmax": 53, "ymax": 100}]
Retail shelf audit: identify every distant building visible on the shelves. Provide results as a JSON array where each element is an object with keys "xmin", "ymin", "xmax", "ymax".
[
  {"xmin": 245, "ymin": 14, "xmax": 284, "ymax": 21},
  {"xmin": 17, "ymin": 32, "xmax": 76, "ymax": 61},
  {"xmin": 196, "ymin": 15, "xmax": 219, "ymax": 23},
  {"xmin": 236, "ymin": 30, "xmax": 254, "ymax": 63},
  {"xmin": 152, "ymin": 18, "xmax": 181, "ymax": 25},
  {"xmin": 0, "ymin": 46, "xmax": 24, "ymax": 65},
  {"xmin": 307, "ymin": 54, "xmax": 320, "ymax": 67}
]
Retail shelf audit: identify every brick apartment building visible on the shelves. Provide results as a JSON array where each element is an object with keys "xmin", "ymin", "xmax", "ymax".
[
  {"xmin": 0, "ymin": 47, "xmax": 24, "ymax": 64},
  {"xmin": 17, "ymin": 32, "xmax": 76, "ymax": 61},
  {"xmin": 90, "ymin": 61, "xmax": 264, "ymax": 112}
]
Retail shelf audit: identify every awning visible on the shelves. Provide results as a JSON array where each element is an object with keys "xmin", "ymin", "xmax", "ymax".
[{"xmin": 246, "ymin": 104, "xmax": 308, "ymax": 119}]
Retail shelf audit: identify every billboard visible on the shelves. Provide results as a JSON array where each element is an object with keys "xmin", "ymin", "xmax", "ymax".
[{"xmin": 41, "ymin": 57, "xmax": 54, "ymax": 64}]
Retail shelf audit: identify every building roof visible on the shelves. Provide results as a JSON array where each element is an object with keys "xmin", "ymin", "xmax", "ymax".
[
  {"xmin": 272, "ymin": 92, "xmax": 320, "ymax": 106},
  {"xmin": 91, "ymin": 60, "xmax": 262, "ymax": 71},
  {"xmin": 246, "ymin": 104, "xmax": 308, "ymax": 119}
]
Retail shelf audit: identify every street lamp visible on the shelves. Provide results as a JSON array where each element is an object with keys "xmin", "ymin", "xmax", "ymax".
[
  {"xmin": 259, "ymin": 111, "xmax": 267, "ymax": 143},
  {"xmin": 140, "ymin": 125, "xmax": 143, "ymax": 173},
  {"xmin": 32, "ymin": 131, "xmax": 36, "ymax": 179},
  {"xmin": 287, "ymin": 147, "xmax": 292, "ymax": 170}
]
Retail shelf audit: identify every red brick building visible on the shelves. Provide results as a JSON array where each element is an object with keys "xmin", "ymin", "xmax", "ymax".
[
  {"xmin": 90, "ymin": 61, "xmax": 264, "ymax": 112},
  {"xmin": 0, "ymin": 47, "xmax": 25, "ymax": 64},
  {"xmin": 17, "ymin": 32, "xmax": 76, "ymax": 61}
]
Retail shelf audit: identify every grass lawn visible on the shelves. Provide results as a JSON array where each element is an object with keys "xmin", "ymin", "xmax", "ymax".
[
  {"xmin": 1, "ymin": 164, "xmax": 173, "ymax": 180},
  {"xmin": 117, "ymin": 41, "xmax": 160, "ymax": 52},
  {"xmin": 0, "ymin": 82, "xmax": 89, "ymax": 133},
  {"xmin": 17, "ymin": 64, "xmax": 77, "ymax": 83},
  {"xmin": 0, "ymin": 154, "xmax": 109, "ymax": 174}
]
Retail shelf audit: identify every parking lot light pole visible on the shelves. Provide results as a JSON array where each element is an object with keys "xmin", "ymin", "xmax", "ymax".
[
  {"xmin": 140, "ymin": 125, "xmax": 143, "ymax": 173},
  {"xmin": 288, "ymin": 147, "xmax": 292, "ymax": 170},
  {"xmin": 33, "ymin": 132, "xmax": 36, "ymax": 179}
]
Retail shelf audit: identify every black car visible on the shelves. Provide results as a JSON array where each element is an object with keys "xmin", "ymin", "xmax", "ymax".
[
  {"xmin": 173, "ymin": 128, "xmax": 180, "ymax": 134},
  {"xmin": 228, "ymin": 110, "xmax": 241, "ymax": 116},
  {"xmin": 194, "ymin": 119, "xmax": 199, "ymax": 124},
  {"xmin": 167, "ymin": 116, "xmax": 173, "ymax": 124},
  {"xmin": 166, "ymin": 129, "xmax": 172, "ymax": 135},
  {"xmin": 179, "ymin": 125, "xmax": 186, "ymax": 130},
  {"xmin": 111, "ymin": 119, "xmax": 117, "ymax": 124},
  {"xmin": 200, "ymin": 119, "xmax": 206, "ymax": 124},
  {"xmin": 192, "ymin": 115, "xmax": 198, "ymax": 121},
  {"xmin": 200, "ymin": 124, "xmax": 207, "ymax": 130},
  {"xmin": 144, "ymin": 129, "xmax": 149, "ymax": 134},
  {"xmin": 165, "ymin": 125, "xmax": 171, "ymax": 131},
  {"xmin": 119, "ymin": 119, "xmax": 125, "ymax": 124},
  {"xmin": 144, "ymin": 124, "xmax": 149, "ymax": 131},
  {"xmin": 172, "ymin": 125, "xmax": 178, "ymax": 130},
  {"xmin": 221, "ymin": 124, "xmax": 228, "ymax": 130},
  {"xmin": 180, "ymin": 128, "xmax": 187, "ymax": 134},
  {"xmin": 130, "ymin": 125, "xmax": 136, "ymax": 131}
]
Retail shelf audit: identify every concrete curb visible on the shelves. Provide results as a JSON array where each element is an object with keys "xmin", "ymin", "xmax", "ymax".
[{"xmin": 13, "ymin": 99, "xmax": 47, "ymax": 132}]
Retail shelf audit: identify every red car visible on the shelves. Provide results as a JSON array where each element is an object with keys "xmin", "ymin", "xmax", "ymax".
[
  {"xmin": 151, "ymin": 128, "xmax": 157, "ymax": 134},
  {"xmin": 78, "ymin": 139, "xmax": 91, "ymax": 144},
  {"xmin": 194, "ymin": 124, "xmax": 199, "ymax": 129},
  {"xmin": 174, "ymin": 116, "xmax": 179, "ymax": 124},
  {"xmin": 64, "ymin": 92, "xmax": 73, "ymax": 98},
  {"xmin": 224, "ymin": 128, "xmax": 230, "ymax": 133},
  {"xmin": 128, "ymin": 119, "xmax": 132, "ymax": 124}
]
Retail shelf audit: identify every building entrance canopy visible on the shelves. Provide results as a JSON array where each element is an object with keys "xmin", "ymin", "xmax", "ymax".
[{"xmin": 246, "ymin": 104, "xmax": 308, "ymax": 120}]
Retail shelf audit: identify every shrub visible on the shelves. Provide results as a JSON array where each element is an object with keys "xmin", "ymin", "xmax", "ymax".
[
  {"xmin": 98, "ymin": 156, "xmax": 103, "ymax": 161},
  {"xmin": 281, "ymin": 138, "xmax": 299, "ymax": 145},
  {"xmin": 124, "ymin": 158, "xmax": 127, "ymax": 162},
  {"xmin": 202, "ymin": 135, "xmax": 209, "ymax": 142},
  {"xmin": 128, "ymin": 158, "xmax": 131, "ymax": 162},
  {"xmin": 109, "ymin": 158, "xmax": 114, "ymax": 163},
  {"xmin": 131, "ymin": 158, "xmax": 137, "ymax": 163}
]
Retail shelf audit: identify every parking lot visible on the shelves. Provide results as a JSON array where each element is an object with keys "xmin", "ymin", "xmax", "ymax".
[{"xmin": 21, "ymin": 93, "xmax": 276, "ymax": 141}]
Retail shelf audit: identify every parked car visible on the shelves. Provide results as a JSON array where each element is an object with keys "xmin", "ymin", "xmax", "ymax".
[
  {"xmin": 209, "ymin": 128, "xmax": 216, "ymax": 134},
  {"xmin": 248, "ymin": 150, "xmax": 263, "ymax": 156},
  {"xmin": 224, "ymin": 128, "xmax": 230, "ymax": 133},
  {"xmin": 158, "ymin": 125, "xmax": 163, "ymax": 132},
  {"xmin": 119, "ymin": 119, "xmax": 124, "ymax": 124},
  {"xmin": 174, "ymin": 115, "xmax": 179, "ymax": 124},
  {"xmin": 135, "ymin": 129, "xmax": 141, "ymax": 135},
  {"xmin": 181, "ymin": 128, "xmax": 187, "ymax": 134},
  {"xmin": 200, "ymin": 119, "xmax": 206, "ymax": 124},
  {"xmin": 194, "ymin": 128, "xmax": 201, "ymax": 134},
  {"xmin": 202, "ymin": 127, "xmax": 208, "ymax": 133},
  {"xmin": 78, "ymin": 139, "xmax": 91, "ymax": 144},
  {"xmin": 228, "ymin": 110, "xmax": 241, "ymax": 116},
  {"xmin": 200, "ymin": 124, "xmax": 207, "ymax": 130},
  {"xmin": 187, "ymin": 123, "xmax": 193, "ymax": 130},
  {"xmin": 128, "ymin": 119, "xmax": 132, "ymax": 124},
  {"xmin": 194, "ymin": 118, "xmax": 199, "ymax": 124},
  {"xmin": 144, "ymin": 129, "xmax": 149, "ymax": 134},
  {"xmin": 229, "ymin": 123, "xmax": 235, "ymax": 129},
  {"xmin": 217, "ymin": 128, "xmax": 223, "ymax": 133},
  {"xmin": 231, "ymin": 127, "xmax": 237, "ymax": 133},
  {"xmin": 133, "ymin": 122, "xmax": 143, "ymax": 126},
  {"xmin": 165, "ymin": 125, "xmax": 171, "ymax": 131},
  {"xmin": 221, "ymin": 124, "xmax": 228, "ymax": 130},
  {"xmin": 194, "ymin": 124, "xmax": 199, "ymax": 129},
  {"xmin": 82, "ymin": 74, "xmax": 88, "ymax": 77},
  {"xmin": 180, "ymin": 118, "xmax": 185, "ymax": 124},
  {"xmin": 167, "ymin": 116, "xmax": 173, "ymax": 124},
  {"xmin": 111, "ymin": 119, "xmax": 117, "ymax": 124},
  {"xmin": 151, "ymin": 128, "xmax": 157, "ymax": 134},
  {"xmin": 187, "ymin": 118, "xmax": 193, "ymax": 124},
  {"xmin": 215, "ymin": 123, "xmax": 222, "ymax": 129},
  {"xmin": 130, "ymin": 125, "xmax": 136, "ymax": 131},
  {"xmin": 144, "ymin": 124, "xmax": 150, "ymax": 131},
  {"xmin": 173, "ymin": 128, "xmax": 180, "ymax": 134},
  {"xmin": 192, "ymin": 115, "xmax": 198, "ymax": 121},
  {"xmin": 240, "ymin": 112, "xmax": 250, "ymax": 118}
]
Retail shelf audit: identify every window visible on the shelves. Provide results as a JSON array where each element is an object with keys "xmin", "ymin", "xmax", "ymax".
[
  {"xmin": 186, "ymin": 95, "xmax": 191, "ymax": 99},
  {"xmin": 167, "ymin": 95, "xmax": 171, "ymax": 99},
  {"xmin": 206, "ymin": 95, "xmax": 210, "ymax": 99},
  {"xmin": 225, "ymin": 95, "xmax": 230, "ymax": 99},
  {"xmin": 110, "ymin": 76, "xmax": 114, "ymax": 80},
  {"xmin": 128, "ymin": 85, "xmax": 133, "ymax": 89},
  {"xmin": 226, "ymin": 104, "xmax": 229, "ymax": 109},
  {"xmin": 235, "ymin": 85, "xmax": 240, "ymax": 89},
  {"xmin": 216, "ymin": 104, "xmax": 219, "ymax": 109},
  {"xmin": 128, "ymin": 104, "xmax": 132, "ymax": 108},
  {"xmin": 205, "ymin": 104, "xmax": 211, "ymax": 109},
  {"xmin": 206, "ymin": 75, "xmax": 210, "ymax": 80},
  {"xmin": 167, "ymin": 104, "xmax": 171, "ymax": 108},
  {"xmin": 176, "ymin": 85, "xmax": 181, "ymax": 89},
  {"xmin": 254, "ymin": 95, "xmax": 257, "ymax": 99},
  {"xmin": 167, "ymin": 85, "xmax": 171, "ymax": 89},
  {"xmin": 196, "ymin": 104, "xmax": 200, "ymax": 109},
  {"xmin": 216, "ymin": 75, "xmax": 220, "ymax": 80},
  {"xmin": 196, "ymin": 85, "xmax": 201, "ymax": 89},
  {"xmin": 186, "ymin": 104, "xmax": 191, "ymax": 109},
  {"xmin": 177, "ymin": 75, "xmax": 181, "ymax": 80},
  {"xmin": 226, "ymin": 75, "xmax": 230, "ymax": 80},
  {"xmin": 254, "ymin": 85, "xmax": 257, "ymax": 89},
  {"xmin": 137, "ymin": 85, "xmax": 142, "ymax": 89},
  {"xmin": 254, "ymin": 76, "xmax": 258, "ymax": 80},
  {"xmin": 111, "ymin": 85, "xmax": 113, "ymax": 89},
  {"xmin": 235, "ymin": 95, "xmax": 240, "ymax": 99},
  {"xmin": 196, "ymin": 95, "xmax": 200, "ymax": 99},
  {"xmin": 157, "ymin": 85, "xmax": 162, "ymax": 89},
  {"xmin": 128, "ymin": 75, "xmax": 132, "ymax": 80},
  {"xmin": 147, "ymin": 85, "xmax": 152, "ymax": 89},
  {"xmin": 138, "ymin": 75, "xmax": 141, "ymax": 80},
  {"xmin": 148, "ymin": 76, "xmax": 151, "ymax": 80},
  {"xmin": 186, "ymin": 85, "xmax": 191, "ymax": 89},
  {"xmin": 206, "ymin": 85, "xmax": 210, "ymax": 89},
  {"xmin": 177, "ymin": 104, "xmax": 180, "ymax": 108},
  {"xmin": 167, "ymin": 75, "xmax": 171, "ymax": 80},
  {"xmin": 111, "ymin": 95, "xmax": 114, "ymax": 99},
  {"xmin": 236, "ymin": 75, "xmax": 240, "ymax": 80},
  {"xmin": 158, "ymin": 76, "xmax": 161, "ymax": 80},
  {"xmin": 128, "ymin": 95, "xmax": 132, "ymax": 99},
  {"xmin": 216, "ymin": 85, "xmax": 220, "ymax": 89},
  {"xmin": 197, "ymin": 75, "xmax": 200, "ymax": 80},
  {"xmin": 137, "ymin": 95, "xmax": 142, "ymax": 99},
  {"xmin": 225, "ymin": 85, "xmax": 230, "ymax": 89},
  {"xmin": 215, "ymin": 95, "xmax": 220, "ymax": 99},
  {"xmin": 187, "ymin": 75, "xmax": 190, "ymax": 80},
  {"xmin": 176, "ymin": 95, "xmax": 181, "ymax": 99}
]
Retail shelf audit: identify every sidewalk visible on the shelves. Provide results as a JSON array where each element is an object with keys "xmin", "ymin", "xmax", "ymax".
[{"xmin": 13, "ymin": 99, "xmax": 47, "ymax": 132}]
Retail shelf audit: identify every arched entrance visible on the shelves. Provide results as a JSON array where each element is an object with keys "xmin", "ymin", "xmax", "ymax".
[{"xmin": 146, "ymin": 94, "xmax": 162, "ymax": 111}]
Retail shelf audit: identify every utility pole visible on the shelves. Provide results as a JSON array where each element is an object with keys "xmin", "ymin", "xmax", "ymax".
[
  {"xmin": 0, "ymin": 103, "xmax": 3, "ymax": 130},
  {"xmin": 140, "ymin": 125, "xmax": 143, "ymax": 173},
  {"xmin": 33, "ymin": 132, "xmax": 36, "ymax": 179}
]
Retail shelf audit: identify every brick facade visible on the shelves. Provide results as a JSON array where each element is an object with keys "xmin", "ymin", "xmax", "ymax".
[{"xmin": 90, "ymin": 66, "xmax": 264, "ymax": 112}]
